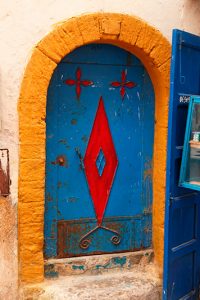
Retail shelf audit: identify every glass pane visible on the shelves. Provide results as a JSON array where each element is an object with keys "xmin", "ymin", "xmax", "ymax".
[{"xmin": 185, "ymin": 102, "xmax": 200, "ymax": 186}]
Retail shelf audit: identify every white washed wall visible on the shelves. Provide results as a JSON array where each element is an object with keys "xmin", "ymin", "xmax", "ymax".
[{"xmin": 0, "ymin": 0, "xmax": 199, "ymax": 298}]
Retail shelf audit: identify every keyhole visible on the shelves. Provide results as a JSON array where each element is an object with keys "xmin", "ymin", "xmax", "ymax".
[{"xmin": 57, "ymin": 155, "xmax": 65, "ymax": 166}]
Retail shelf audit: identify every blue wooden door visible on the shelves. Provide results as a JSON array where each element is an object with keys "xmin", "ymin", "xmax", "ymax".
[
  {"xmin": 163, "ymin": 30, "xmax": 200, "ymax": 299},
  {"xmin": 45, "ymin": 44, "xmax": 155, "ymax": 258}
]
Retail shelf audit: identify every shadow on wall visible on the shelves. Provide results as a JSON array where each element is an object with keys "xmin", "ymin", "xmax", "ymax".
[{"xmin": 181, "ymin": 0, "xmax": 200, "ymax": 35}]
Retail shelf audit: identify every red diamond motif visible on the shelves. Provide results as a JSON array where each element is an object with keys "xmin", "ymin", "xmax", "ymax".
[{"xmin": 84, "ymin": 97, "xmax": 118, "ymax": 226}]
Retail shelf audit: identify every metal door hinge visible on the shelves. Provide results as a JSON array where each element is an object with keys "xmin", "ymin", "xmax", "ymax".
[{"xmin": 0, "ymin": 149, "xmax": 10, "ymax": 196}]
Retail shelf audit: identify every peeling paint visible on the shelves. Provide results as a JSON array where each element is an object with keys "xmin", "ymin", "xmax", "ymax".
[
  {"xmin": 46, "ymin": 193, "xmax": 53, "ymax": 202},
  {"xmin": 81, "ymin": 135, "xmax": 88, "ymax": 143},
  {"xmin": 71, "ymin": 119, "xmax": 77, "ymax": 125},
  {"xmin": 67, "ymin": 197, "xmax": 78, "ymax": 203},
  {"xmin": 72, "ymin": 265, "xmax": 85, "ymax": 270},
  {"xmin": 45, "ymin": 264, "xmax": 59, "ymax": 278},
  {"xmin": 95, "ymin": 256, "xmax": 127, "ymax": 270},
  {"xmin": 112, "ymin": 256, "xmax": 127, "ymax": 267}
]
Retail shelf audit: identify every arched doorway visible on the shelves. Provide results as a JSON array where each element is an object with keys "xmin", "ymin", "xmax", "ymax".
[
  {"xmin": 18, "ymin": 13, "xmax": 170, "ymax": 283},
  {"xmin": 45, "ymin": 44, "xmax": 154, "ymax": 258}
]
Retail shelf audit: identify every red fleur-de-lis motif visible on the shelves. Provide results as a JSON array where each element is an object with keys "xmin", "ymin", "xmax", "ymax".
[
  {"xmin": 111, "ymin": 70, "xmax": 136, "ymax": 100},
  {"xmin": 65, "ymin": 68, "xmax": 93, "ymax": 100}
]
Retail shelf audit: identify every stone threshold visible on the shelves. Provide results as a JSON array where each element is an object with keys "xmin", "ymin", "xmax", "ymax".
[
  {"xmin": 20, "ymin": 249, "xmax": 162, "ymax": 299},
  {"xmin": 44, "ymin": 249, "xmax": 154, "ymax": 278},
  {"xmin": 21, "ymin": 257, "xmax": 161, "ymax": 300}
]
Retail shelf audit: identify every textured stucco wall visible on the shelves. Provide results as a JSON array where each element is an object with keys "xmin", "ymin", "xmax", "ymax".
[{"xmin": 0, "ymin": 0, "xmax": 200, "ymax": 298}]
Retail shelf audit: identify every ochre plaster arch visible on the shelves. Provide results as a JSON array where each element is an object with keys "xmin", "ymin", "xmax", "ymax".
[{"xmin": 18, "ymin": 12, "xmax": 171, "ymax": 283}]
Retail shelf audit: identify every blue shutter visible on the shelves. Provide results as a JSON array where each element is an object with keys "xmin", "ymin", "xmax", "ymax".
[{"xmin": 163, "ymin": 30, "xmax": 200, "ymax": 299}]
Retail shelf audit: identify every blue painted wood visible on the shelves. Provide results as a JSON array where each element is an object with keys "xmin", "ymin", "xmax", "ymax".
[
  {"xmin": 62, "ymin": 43, "xmax": 142, "ymax": 66},
  {"xmin": 163, "ymin": 30, "xmax": 200, "ymax": 299},
  {"xmin": 45, "ymin": 44, "xmax": 155, "ymax": 258}
]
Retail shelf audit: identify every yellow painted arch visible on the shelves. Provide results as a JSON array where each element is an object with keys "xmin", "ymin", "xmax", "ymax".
[{"xmin": 18, "ymin": 12, "xmax": 171, "ymax": 283}]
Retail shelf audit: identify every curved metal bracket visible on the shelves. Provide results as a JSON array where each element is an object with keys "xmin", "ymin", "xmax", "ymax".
[{"xmin": 79, "ymin": 225, "xmax": 121, "ymax": 249}]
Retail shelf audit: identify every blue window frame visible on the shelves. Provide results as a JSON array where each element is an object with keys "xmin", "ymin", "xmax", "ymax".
[{"xmin": 179, "ymin": 95, "xmax": 200, "ymax": 190}]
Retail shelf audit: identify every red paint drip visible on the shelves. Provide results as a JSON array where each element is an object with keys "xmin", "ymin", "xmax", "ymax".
[{"xmin": 84, "ymin": 97, "xmax": 118, "ymax": 225}]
